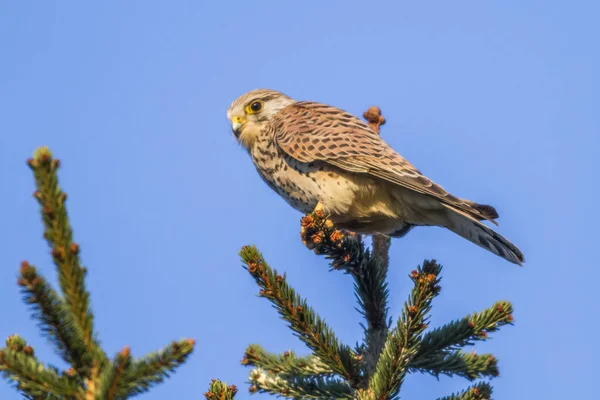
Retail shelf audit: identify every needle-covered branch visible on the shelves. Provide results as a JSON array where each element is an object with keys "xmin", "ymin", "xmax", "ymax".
[
  {"xmin": 242, "ymin": 344, "xmax": 335, "ymax": 377},
  {"xmin": 27, "ymin": 148, "xmax": 108, "ymax": 389},
  {"xmin": 370, "ymin": 260, "xmax": 442, "ymax": 400},
  {"xmin": 17, "ymin": 261, "xmax": 93, "ymax": 375},
  {"xmin": 0, "ymin": 336, "xmax": 81, "ymax": 398},
  {"xmin": 410, "ymin": 301, "xmax": 512, "ymax": 380},
  {"xmin": 96, "ymin": 346, "xmax": 133, "ymax": 400},
  {"xmin": 2, "ymin": 147, "xmax": 195, "ymax": 398},
  {"xmin": 300, "ymin": 211, "xmax": 390, "ymax": 378},
  {"xmin": 417, "ymin": 301, "xmax": 513, "ymax": 356},
  {"xmin": 411, "ymin": 350, "xmax": 499, "ymax": 380},
  {"xmin": 112, "ymin": 339, "xmax": 195, "ymax": 398},
  {"xmin": 436, "ymin": 382, "xmax": 493, "ymax": 400},
  {"xmin": 204, "ymin": 379, "xmax": 238, "ymax": 400},
  {"xmin": 240, "ymin": 245, "xmax": 363, "ymax": 387},
  {"xmin": 248, "ymin": 369, "xmax": 354, "ymax": 399},
  {"xmin": 28, "ymin": 148, "xmax": 96, "ymax": 348}
]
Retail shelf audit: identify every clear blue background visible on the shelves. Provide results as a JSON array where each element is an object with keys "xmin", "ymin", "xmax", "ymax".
[{"xmin": 1, "ymin": 1, "xmax": 597, "ymax": 399}]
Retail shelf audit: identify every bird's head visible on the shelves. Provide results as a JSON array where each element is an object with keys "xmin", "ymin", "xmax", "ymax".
[{"xmin": 227, "ymin": 89, "xmax": 296, "ymax": 149}]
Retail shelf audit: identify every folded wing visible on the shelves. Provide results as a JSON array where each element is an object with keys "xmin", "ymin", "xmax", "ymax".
[{"xmin": 272, "ymin": 101, "xmax": 497, "ymax": 224}]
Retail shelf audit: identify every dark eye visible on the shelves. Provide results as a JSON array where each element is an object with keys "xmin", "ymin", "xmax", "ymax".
[{"xmin": 250, "ymin": 101, "xmax": 262, "ymax": 112}]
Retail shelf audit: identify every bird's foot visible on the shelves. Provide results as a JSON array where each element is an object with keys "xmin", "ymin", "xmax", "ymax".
[
  {"xmin": 300, "ymin": 206, "xmax": 343, "ymax": 252},
  {"xmin": 312, "ymin": 201, "xmax": 326, "ymax": 219}
]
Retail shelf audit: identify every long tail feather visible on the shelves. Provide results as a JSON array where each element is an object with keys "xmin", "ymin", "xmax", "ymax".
[{"xmin": 441, "ymin": 204, "xmax": 524, "ymax": 265}]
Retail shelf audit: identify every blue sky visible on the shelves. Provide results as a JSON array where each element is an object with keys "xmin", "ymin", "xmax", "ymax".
[{"xmin": 0, "ymin": 1, "xmax": 597, "ymax": 398}]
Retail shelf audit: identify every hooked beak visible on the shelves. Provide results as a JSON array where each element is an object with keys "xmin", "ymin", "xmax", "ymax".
[{"xmin": 231, "ymin": 115, "xmax": 247, "ymax": 138}]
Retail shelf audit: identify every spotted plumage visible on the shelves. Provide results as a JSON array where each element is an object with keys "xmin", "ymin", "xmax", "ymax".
[{"xmin": 227, "ymin": 89, "xmax": 524, "ymax": 265}]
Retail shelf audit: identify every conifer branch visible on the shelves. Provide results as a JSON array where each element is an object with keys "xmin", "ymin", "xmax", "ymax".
[
  {"xmin": 27, "ymin": 147, "xmax": 106, "ymax": 370},
  {"xmin": 0, "ymin": 337, "xmax": 81, "ymax": 398},
  {"xmin": 242, "ymin": 344, "xmax": 335, "ymax": 376},
  {"xmin": 408, "ymin": 301, "xmax": 512, "ymax": 380},
  {"xmin": 17, "ymin": 261, "xmax": 93, "ymax": 374},
  {"xmin": 416, "ymin": 301, "xmax": 513, "ymax": 358},
  {"xmin": 300, "ymin": 210, "xmax": 390, "ymax": 332},
  {"xmin": 370, "ymin": 260, "xmax": 442, "ymax": 399},
  {"xmin": 240, "ymin": 245, "xmax": 363, "ymax": 388},
  {"xmin": 357, "ymin": 251, "xmax": 390, "ymax": 379},
  {"xmin": 204, "ymin": 379, "xmax": 238, "ymax": 400},
  {"xmin": 300, "ymin": 211, "xmax": 390, "ymax": 379},
  {"xmin": 411, "ymin": 350, "xmax": 499, "ymax": 380},
  {"xmin": 2, "ymin": 147, "xmax": 195, "ymax": 398},
  {"xmin": 112, "ymin": 339, "xmax": 195, "ymax": 398},
  {"xmin": 436, "ymin": 382, "xmax": 492, "ymax": 400},
  {"xmin": 248, "ymin": 368, "xmax": 353, "ymax": 399},
  {"xmin": 97, "ymin": 346, "xmax": 132, "ymax": 400}
]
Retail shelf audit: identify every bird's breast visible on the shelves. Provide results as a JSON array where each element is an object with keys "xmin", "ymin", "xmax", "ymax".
[{"xmin": 250, "ymin": 140, "xmax": 360, "ymax": 214}]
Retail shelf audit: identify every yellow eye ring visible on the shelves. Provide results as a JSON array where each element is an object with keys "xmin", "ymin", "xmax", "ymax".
[{"xmin": 246, "ymin": 100, "xmax": 263, "ymax": 114}]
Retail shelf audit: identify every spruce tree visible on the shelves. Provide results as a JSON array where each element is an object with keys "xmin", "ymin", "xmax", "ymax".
[
  {"xmin": 1, "ymin": 147, "xmax": 194, "ymax": 399},
  {"xmin": 210, "ymin": 106, "xmax": 515, "ymax": 400}
]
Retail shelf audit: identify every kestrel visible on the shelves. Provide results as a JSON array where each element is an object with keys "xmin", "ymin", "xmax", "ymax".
[{"xmin": 227, "ymin": 89, "xmax": 524, "ymax": 265}]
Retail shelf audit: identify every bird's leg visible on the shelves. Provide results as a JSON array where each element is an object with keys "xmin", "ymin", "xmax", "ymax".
[
  {"xmin": 301, "ymin": 202, "xmax": 330, "ymax": 250},
  {"xmin": 312, "ymin": 201, "xmax": 360, "ymax": 238}
]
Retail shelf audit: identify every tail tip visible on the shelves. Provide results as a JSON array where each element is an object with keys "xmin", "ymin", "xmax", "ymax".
[{"xmin": 507, "ymin": 247, "xmax": 525, "ymax": 266}]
